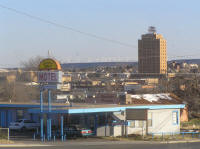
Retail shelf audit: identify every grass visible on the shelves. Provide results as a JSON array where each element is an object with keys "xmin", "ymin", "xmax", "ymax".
[
  {"xmin": 98, "ymin": 135, "xmax": 153, "ymax": 141},
  {"xmin": 97, "ymin": 133, "xmax": 200, "ymax": 142},
  {"xmin": 181, "ymin": 119, "xmax": 200, "ymax": 130},
  {"xmin": 0, "ymin": 130, "xmax": 13, "ymax": 144},
  {"xmin": 0, "ymin": 140, "xmax": 14, "ymax": 144}
]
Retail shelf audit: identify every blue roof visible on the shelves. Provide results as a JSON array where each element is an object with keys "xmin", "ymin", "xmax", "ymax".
[{"xmin": 28, "ymin": 104, "xmax": 185, "ymax": 114}]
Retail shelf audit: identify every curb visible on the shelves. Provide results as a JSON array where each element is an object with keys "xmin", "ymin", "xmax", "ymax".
[
  {"xmin": 163, "ymin": 139, "xmax": 200, "ymax": 144},
  {"xmin": 1, "ymin": 139, "xmax": 200, "ymax": 147}
]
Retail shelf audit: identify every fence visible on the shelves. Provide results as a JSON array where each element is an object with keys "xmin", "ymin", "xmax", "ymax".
[
  {"xmin": 0, "ymin": 128, "xmax": 9, "ymax": 141},
  {"xmin": 150, "ymin": 132, "xmax": 200, "ymax": 141}
]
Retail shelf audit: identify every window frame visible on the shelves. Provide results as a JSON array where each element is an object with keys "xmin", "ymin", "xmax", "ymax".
[{"xmin": 172, "ymin": 110, "xmax": 179, "ymax": 125}]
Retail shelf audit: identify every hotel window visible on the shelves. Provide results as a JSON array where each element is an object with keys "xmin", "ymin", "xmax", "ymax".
[{"xmin": 172, "ymin": 111, "xmax": 178, "ymax": 125}]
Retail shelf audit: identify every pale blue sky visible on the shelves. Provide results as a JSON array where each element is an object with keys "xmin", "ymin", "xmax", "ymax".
[{"xmin": 1, "ymin": 0, "xmax": 200, "ymax": 67}]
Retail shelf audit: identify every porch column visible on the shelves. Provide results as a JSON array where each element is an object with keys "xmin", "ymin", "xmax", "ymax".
[
  {"xmin": 61, "ymin": 115, "xmax": 64, "ymax": 141},
  {"xmin": 94, "ymin": 114, "xmax": 98, "ymax": 136}
]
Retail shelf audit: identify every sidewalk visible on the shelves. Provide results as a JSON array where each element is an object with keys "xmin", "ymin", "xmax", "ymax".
[{"xmin": 1, "ymin": 138, "xmax": 200, "ymax": 147}]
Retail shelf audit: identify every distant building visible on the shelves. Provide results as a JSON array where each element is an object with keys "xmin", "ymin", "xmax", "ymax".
[
  {"xmin": 124, "ymin": 84, "xmax": 142, "ymax": 92},
  {"xmin": 138, "ymin": 27, "xmax": 167, "ymax": 74},
  {"xmin": 60, "ymin": 83, "xmax": 71, "ymax": 91},
  {"xmin": 189, "ymin": 64, "xmax": 198, "ymax": 73},
  {"xmin": 55, "ymin": 94, "xmax": 69, "ymax": 103},
  {"xmin": 85, "ymin": 93, "xmax": 119, "ymax": 104},
  {"xmin": 169, "ymin": 62, "xmax": 199, "ymax": 73},
  {"xmin": 92, "ymin": 80, "xmax": 101, "ymax": 86},
  {"xmin": 6, "ymin": 74, "xmax": 16, "ymax": 83},
  {"xmin": 168, "ymin": 61, "xmax": 181, "ymax": 72},
  {"xmin": 124, "ymin": 93, "xmax": 182, "ymax": 105},
  {"xmin": 62, "ymin": 74, "xmax": 72, "ymax": 83}
]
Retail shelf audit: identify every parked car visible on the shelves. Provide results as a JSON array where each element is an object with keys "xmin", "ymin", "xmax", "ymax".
[
  {"xmin": 9, "ymin": 119, "xmax": 40, "ymax": 131},
  {"xmin": 77, "ymin": 127, "xmax": 93, "ymax": 137},
  {"xmin": 64, "ymin": 126, "xmax": 79, "ymax": 138},
  {"xmin": 53, "ymin": 125, "xmax": 93, "ymax": 138}
]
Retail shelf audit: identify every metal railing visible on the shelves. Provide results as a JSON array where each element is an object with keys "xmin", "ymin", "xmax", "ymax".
[{"xmin": 150, "ymin": 131, "xmax": 200, "ymax": 140}]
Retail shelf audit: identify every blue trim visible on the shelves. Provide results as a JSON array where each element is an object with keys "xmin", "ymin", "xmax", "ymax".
[
  {"xmin": 69, "ymin": 104, "xmax": 185, "ymax": 114},
  {"xmin": 0, "ymin": 104, "xmax": 68, "ymax": 108},
  {"xmin": 28, "ymin": 104, "xmax": 185, "ymax": 114},
  {"xmin": 127, "ymin": 121, "xmax": 131, "ymax": 126},
  {"xmin": 172, "ymin": 110, "xmax": 179, "ymax": 125},
  {"xmin": 29, "ymin": 109, "xmax": 69, "ymax": 114},
  {"xmin": 94, "ymin": 114, "xmax": 98, "ymax": 135},
  {"xmin": 0, "ymin": 111, "xmax": 6, "ymax": 127},
  {"xmin": 7, "ymin": 110, "xmax": 12, "ymax": 127}
]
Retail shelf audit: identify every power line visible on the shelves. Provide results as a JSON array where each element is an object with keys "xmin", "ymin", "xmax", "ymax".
[
  {"xmin": 0, "ymin": 4, "xmax": 136, "ymax": 48},
  {"xmin": 1, "ymin": 4, "xmax": 200, "ymax": 63}
]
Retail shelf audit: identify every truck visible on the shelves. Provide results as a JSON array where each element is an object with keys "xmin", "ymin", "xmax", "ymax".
[{"xmin": 9, "ymin": 119, "xmax": 40, "ymax": 131}]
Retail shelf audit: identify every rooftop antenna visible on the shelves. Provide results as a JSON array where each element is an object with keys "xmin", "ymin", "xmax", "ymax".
[{"xmin": 148, "ymin": 26, "xmax": 156, "ymax": 33}]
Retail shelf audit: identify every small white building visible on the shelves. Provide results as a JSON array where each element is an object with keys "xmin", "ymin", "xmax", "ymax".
[{"xmin": 97, "ymin": 93, "xmax": 184, "ymax": 136}]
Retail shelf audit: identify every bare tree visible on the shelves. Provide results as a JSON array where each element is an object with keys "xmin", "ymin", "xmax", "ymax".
[{"xmin": 20, "ymin": 56, "xmax": 44, "ymax": 71}]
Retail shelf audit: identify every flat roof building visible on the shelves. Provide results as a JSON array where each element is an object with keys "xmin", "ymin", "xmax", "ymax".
[
  {"xmin": 0, "ymin": 102, "xmax": 185, "ymax": 137},
  {"xmin": 138, "ymin": 27, "xmax": 167, "ymax": 74}
]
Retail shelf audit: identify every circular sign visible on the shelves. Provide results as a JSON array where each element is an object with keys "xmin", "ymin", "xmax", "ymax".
[{"xmin": 39, "ymin": 58, "xmax": 61, "ymax": 70}]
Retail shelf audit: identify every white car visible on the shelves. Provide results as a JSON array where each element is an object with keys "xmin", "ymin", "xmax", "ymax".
[{"xmin": 9, "ymin": 119, "xmax": 40, "ymax": 131}]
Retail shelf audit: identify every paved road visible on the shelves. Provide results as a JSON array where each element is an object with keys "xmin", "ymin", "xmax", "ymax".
[{"xmin": 1, "ymin": 142, "xmax": 200, "ymax": 149}]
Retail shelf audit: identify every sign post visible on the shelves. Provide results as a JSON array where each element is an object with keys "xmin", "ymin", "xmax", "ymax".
[
  {"xmin": 48, "ymin": 89, "xmax": 51, "ymax": 140},
  {"xmin": 40, "ymin": 87, "xmax": 44, "ymax": 141},
  {"xmin": 38, "ymin": 58, "xmax": 62, "ymax": 141}
]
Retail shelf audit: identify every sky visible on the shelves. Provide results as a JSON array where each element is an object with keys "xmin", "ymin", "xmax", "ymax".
[{"xmin": 1, "ymin": 0, "xmax": 200, "ymax": 67}]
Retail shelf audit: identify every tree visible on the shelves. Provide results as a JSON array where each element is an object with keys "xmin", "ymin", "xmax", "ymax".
[{"xmin": 20, "ymin": 56, "xmax": 44, "ymax": 71}]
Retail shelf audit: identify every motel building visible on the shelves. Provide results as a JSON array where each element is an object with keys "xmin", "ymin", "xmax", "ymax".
[{"xmin": 0, "ymin": 99, "xmax": 184, "ymax": 138}]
